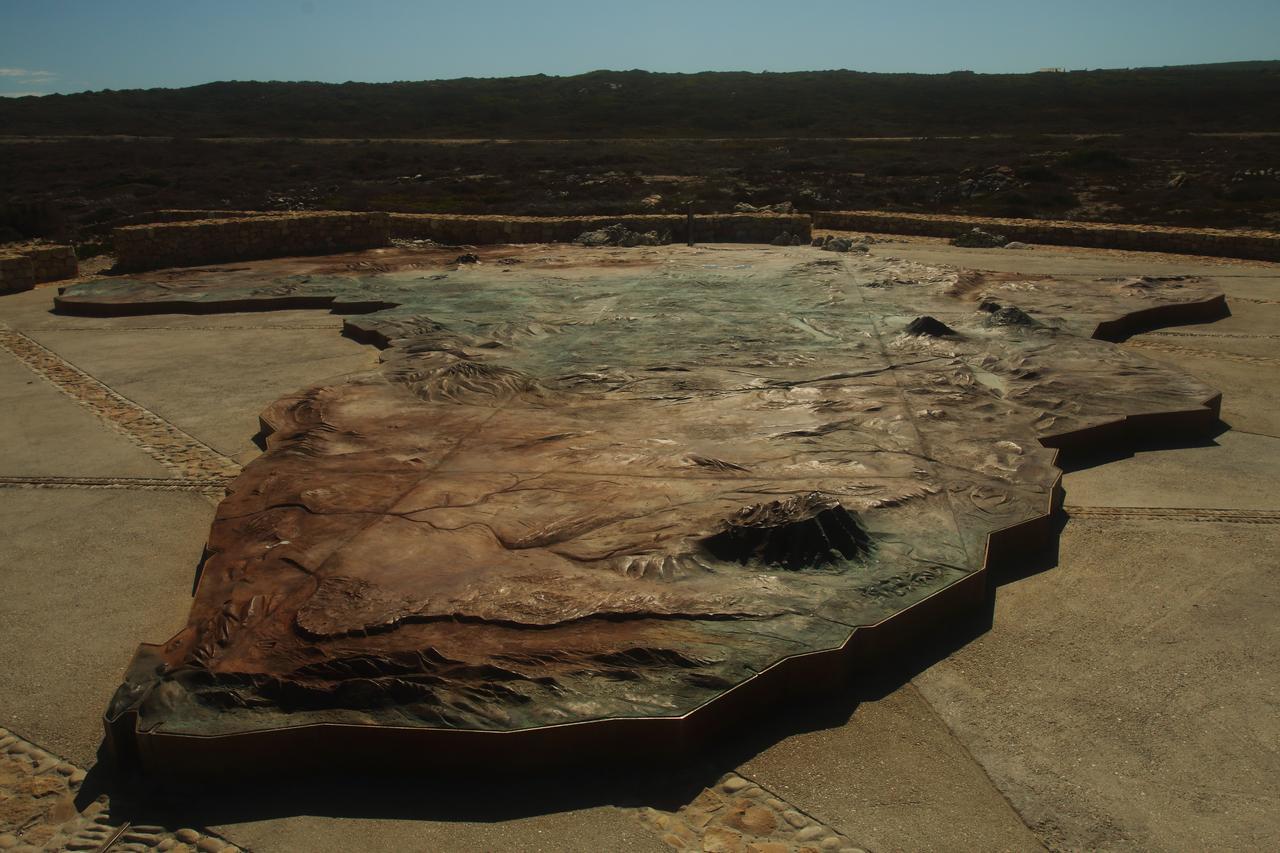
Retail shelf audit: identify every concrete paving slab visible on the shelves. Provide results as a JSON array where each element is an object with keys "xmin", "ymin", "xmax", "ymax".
[
  {"xmin": 1203, "ymin": 299, "xmax": 1280, "ymax": 332},
  {"xmin": 734, "ymin": 684, "xmax": 1043, "ymax": 851},
  {"xmin": 1137, "ymin": 329, "xmax": 1280, "ymax": 360},
  {"xmin": 26, "ymin": 327, "xmax": 379, "ymax": 460},
  {"xmin": 1062, "ymin": 430, "xmax": 1280, "ymax": 510},
  {"xmin": 0, "ymin": 489, "xmax": 212, "ymax": 766},
  {"xmin": 1209, "ymin": 277, "xmax": 1280, "ymax": 301},
  {"xmin": 867, "ymin": 242, "xmax": 1275, "ymax": 279},
  {"xmin": 1122, "ymin": 298, "xmax": 1280, "ymax": 361},
  {"xmin": 914, "ymin": 517, "xmax": 1280, "ymax": 851},
  {"xmin": 209, "ymin": 805, "xmax": 669, "ymax": 853},
  {"xmin": 0, "ymin": 354, "xmax": 171, "ymax": 479}
]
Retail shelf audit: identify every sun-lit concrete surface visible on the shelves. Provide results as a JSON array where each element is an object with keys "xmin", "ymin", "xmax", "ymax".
[
  {"xmin": 26, "ymin": 325, "xmax": 377, "ymax": 462},
  {"xmin": 0, "ymin": 354, "xmax": 171, "ymax": 479},
  {"xmin": 1, "ymin": 240, "xmax": 1276, "ymax": 850},
  {"xmin": 734, "ymin": 684, "xmax": 1043, "ymax": 851},
  {"xmin": 0, "ymin": 489, "xmax": 210, "ymax": 766}
]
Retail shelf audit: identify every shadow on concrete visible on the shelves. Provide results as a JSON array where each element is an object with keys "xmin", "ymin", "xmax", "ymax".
[{"xmin": 1056, "ymin": 418, "xmax": 1232, "ymax": 474}]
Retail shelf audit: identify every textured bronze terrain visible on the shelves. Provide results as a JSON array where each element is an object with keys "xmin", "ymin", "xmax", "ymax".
[{"xmin": 56, "ymin": 245, "xmax": 1225, "ymax": 771}]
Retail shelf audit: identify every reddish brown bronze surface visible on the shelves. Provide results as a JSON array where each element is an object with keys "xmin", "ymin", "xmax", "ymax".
[{"xmin": 56, "ymin": 245, "xmax": 1225, "ymax": 773}]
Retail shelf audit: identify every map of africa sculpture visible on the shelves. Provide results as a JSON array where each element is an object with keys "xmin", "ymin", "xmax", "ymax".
[{"xmin": 54, "ymin": 244, "xmax": 1224, "ymax": 772}]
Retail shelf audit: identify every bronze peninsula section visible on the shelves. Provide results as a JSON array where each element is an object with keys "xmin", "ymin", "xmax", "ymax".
[{"xmin": 51, "ymin": 245, "xmax": 1227, "ymax": 777}]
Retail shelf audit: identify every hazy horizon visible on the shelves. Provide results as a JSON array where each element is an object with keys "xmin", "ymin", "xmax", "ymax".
[
  {"xmin": 2, "ymin": 0, "xmax": 1279, "ymax": 98},
  {"xmin": 6, "ymin": 60, "xmax": 1280, "ymax": 100}
]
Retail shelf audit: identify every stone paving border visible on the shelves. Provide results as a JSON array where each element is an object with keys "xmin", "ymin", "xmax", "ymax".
[
  {"xmin": 388, "ymin": 212, "xmax": 812, "ymax": 245},
  {"xmin": 637, "ymin": 773, "xmax": 868, "ymax": 853},
  {"xmin": 0, "ymin": 476, "xmax": 229, "ymax": 496},
  {"xmin": 0, "ymin": 727, "xmax": 240, "ymax": 853},
  {"xmin": 0, "ymin": 330, "xmax": 240, "ymax": 482}
]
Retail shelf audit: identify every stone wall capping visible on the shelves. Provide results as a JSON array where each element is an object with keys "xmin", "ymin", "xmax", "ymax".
[
  {"xmin": 105, "ymin": 207, "xmax": 1280, "ymax": 270},
  {"xmin": 812, "ymin": 210, "xmax": 1280, "ymax": 262},
  {"xmin": 0, "ymin": 240, "xmax": 77, "ymax": 292},
  {"xmin": 112, "ymin": 211, "xmax": 390, "ymax": 272},
  {"xmin": 386, "ymin": 212, "xmax": 812, "ymax": 245}
]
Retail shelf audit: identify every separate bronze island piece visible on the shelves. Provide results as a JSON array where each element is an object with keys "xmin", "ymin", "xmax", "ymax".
[{"xmin": 57, "ymin": 245, "xmax": 1225, "ymax": 774}]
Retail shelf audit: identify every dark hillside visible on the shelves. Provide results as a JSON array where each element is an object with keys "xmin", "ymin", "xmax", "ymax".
[{"xmin": 3, "ymin": 66, "xmax": 1280, "ymax": 138}]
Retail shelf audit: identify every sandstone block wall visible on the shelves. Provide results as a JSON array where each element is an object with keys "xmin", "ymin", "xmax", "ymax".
[
  {"xmin": 113, "ymin": 212, "xmax": 391, "ymax": 272},
  {"xmin": 115, "ymin": 209, "xmax": 272, "ymax": 227},
  {"xmin": 0, "ymin": 241, "xmax": 78, "ymax": 292},
  {"xmin": 813, "ymin": 210, "xmax": 1280, "ymax": 262},
  {"xmin": 388, "ymin": 213, "xmax": 812, "ymax": 245},
  {"xmin": 26, "ymin": 243, "xmax": 79, "ymax": 282},
  {"xmin": 0, "ymin": 253, "xmax": 34, "ymax": 293}
]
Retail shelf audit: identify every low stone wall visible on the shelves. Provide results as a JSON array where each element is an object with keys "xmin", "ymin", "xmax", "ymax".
[
  {"xmin": 813, "ymin": 210, "xmax": 1280, "ymax": 262},
  {"xmin": 26, "ymin": 243, "xmax": 79, "ymax": 282},
  {"xmin": 389, "ymin": 213, "xmax": 811, "ymax": 245},
  {"xmin": 113, "ymin": 209, "xmax": 273, "ymax": 227},
  {"xmin": 0, "ymin": 241, "xmax": 78, "ymax": 292},
  {"xmin": 113, "ymin": 212, "xmax": 391, "ymax": 272},
  {"xmin": 0, "ymin": 253, "xmax": 34, "ymax": 293}
]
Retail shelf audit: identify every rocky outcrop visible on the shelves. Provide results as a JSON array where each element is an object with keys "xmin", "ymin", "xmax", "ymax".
[{"xmin": 574, "ymin": 223, "xmax": 672, "ymax": 247}]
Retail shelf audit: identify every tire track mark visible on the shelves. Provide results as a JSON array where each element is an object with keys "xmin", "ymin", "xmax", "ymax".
[{"xmin": 1065, "ymin": 505, "xmax": 1280, "ymax": 523}]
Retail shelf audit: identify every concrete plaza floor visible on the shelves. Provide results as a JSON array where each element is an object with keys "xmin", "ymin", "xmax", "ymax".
[{"xmin": 0, "ymin": 239, "xmax": 1276, "ymax": 851}]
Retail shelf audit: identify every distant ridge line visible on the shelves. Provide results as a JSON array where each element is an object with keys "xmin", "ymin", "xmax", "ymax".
[{"xmin": 3, "ymin": 67, "xmax": 1278, "ymax": 137}]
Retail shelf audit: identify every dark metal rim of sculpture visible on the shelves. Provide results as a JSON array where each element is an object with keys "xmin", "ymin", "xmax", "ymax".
[{"xmin": 63, "ymin": 251, "xmax": 1227, "ymax": 778}]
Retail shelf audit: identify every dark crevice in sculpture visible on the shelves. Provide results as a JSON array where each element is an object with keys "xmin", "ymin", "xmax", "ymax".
[
  {"xmin": 190, "ymin": 545, "xmax": 214, "ymax": 596},
  {"xmin": 701, "ymin": 493, "xmax": 872, "ymax": 571}
]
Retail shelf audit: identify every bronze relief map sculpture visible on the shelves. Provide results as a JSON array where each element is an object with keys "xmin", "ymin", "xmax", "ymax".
[{"xmin": 55, "ymin": 245, "xmax": 1224, "ymax": 773}]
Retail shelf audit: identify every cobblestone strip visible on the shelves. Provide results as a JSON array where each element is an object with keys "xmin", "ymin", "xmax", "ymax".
[
  {"xmin": 1122, "ymin": 338, "xmax": 1280, "ymax": 365},
  {"xmin": 636, "ymin": 773, "xmax": 868, "ymax": 853},
  {"xmin": 0, "ymin": 726, "xmax": 240, "ymax": 853},
  {"xmin": 1065, "ymin": 505, "xmax": 1280, "ymax": 523},
  {"xmin": 0, "ymin": 330, "xmax": 240, "ymax": 481},
  {"xmin": 0, "ymin": 476, "xmax": 229, "ymax": 496}
]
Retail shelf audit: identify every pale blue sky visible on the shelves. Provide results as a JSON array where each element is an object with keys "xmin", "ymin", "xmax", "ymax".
[{"xmin": 1, "ymin": 0, "xmax": 1278, "ymax": 97}]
